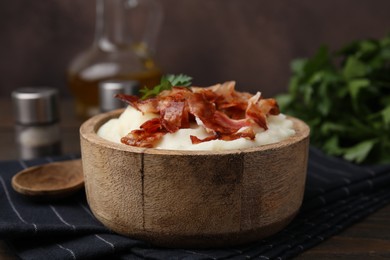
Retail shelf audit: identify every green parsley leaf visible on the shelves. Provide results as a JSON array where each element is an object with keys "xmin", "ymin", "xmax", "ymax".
[
  {"xmin": 342, "ymin": 139, "xmax": 377, "ymax": 164},
  {"xmin": 165, "ymin": 74, "xmax": 192, "ymax": 87},
  {"xmin": 139, "ymin": 74, "xmax": 193, "ymax": 99}
]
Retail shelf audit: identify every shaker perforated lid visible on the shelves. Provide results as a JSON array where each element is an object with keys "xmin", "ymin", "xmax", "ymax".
[
  {"xmin": 12, "ymin": 87, "xmax": 59, "ymax": 125},
  {"xmin": 99, "ymin": 80, "xmax": 139, "ymax": 112}
]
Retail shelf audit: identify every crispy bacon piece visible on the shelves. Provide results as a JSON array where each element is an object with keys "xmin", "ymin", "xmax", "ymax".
[
  {"xmin": 225, "ymin": 127, "xmax": 256, "ymax": 141},
  {"xmin": 121, "ymin": 118, "xmax": 166, "ymax": 148},
  {"xmin": 121, "ymin": 130, "xmax": 166, "ymax": 148},
  {"xmin": 245, "ymin": 92, "xmax": 280, "ymax": 130},
  {"xmin": 259, "ymin": 98, "xmax": 280, "ymax": 115},
  {"xmin": 158, "ymin": 87, "xmax": 193, "ymax": 132},
  {"xmin": 190, "ymin": 134, "xmax": 219, "ymax": 144},
  {"xmin": 140, "ymin": 118, "xmax": 163, "ymax": 132},
  {"xmin": 117, "ymin": 81, "xmax": 280, "ymax": 148},
  {"xmin": 213, "ymin": 111, "xmax": 249, "ymax": 133},
  {"xmin": 115, "ymin": 94, "xmax": 159, "ymax": 113},
  {"xmin": 159, "ymin": 100, "xmax": 185, "ymax": 133},
  {"xmin": 188, "ymin": 92, "xmax": 249, "ymax": 135},
  {"xmin": 209, "ymin": 81, "xmax": 250, "ymax": 108},
  {"xmin": 246, "ymin": 93, "xmax": 267, "ymax": 130},
  {"xmin": 194, "ymin": 81, "xmax": 252, "ymax": 119},
  {"xmin": 190, "ymin": 127, "xmax": 256, "ymax": 144}
]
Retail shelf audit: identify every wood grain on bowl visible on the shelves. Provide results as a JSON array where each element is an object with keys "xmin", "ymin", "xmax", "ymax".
[{"xmin": 80, "ymin": 109, "xmax": 310, "ymax": 248}]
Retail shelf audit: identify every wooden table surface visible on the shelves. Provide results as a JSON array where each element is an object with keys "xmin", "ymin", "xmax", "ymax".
[{"xmin": 1, "ymin": 98, "xmax": 390, "ymax": 259}]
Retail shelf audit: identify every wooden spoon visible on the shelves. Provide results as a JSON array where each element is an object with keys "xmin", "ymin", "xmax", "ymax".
[{"xmin": 11, "ymin": 159, "xmax": 84, "ymax": 200}]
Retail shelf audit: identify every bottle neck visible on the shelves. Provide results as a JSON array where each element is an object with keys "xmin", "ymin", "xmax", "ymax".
[{"xmin": 94, "ymin": 0, "xmax": 133, "ymax": 51}]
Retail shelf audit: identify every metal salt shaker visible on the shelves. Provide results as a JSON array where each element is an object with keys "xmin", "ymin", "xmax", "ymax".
[
  {"xmin": 12, "ymin": 87, "xmax": 62, "ymax": 160},
  {"xmin": 99, "ymin": 80, "xmax": 140, "ymax": 112}
]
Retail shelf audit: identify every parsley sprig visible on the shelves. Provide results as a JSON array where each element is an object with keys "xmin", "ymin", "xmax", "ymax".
[{"xmin": 140, "ymin": 74, "xmax": 193, "ymax": 99}]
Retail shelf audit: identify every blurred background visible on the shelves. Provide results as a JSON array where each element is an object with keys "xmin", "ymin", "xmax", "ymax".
[{"xmin": 1, "ymin": 0, "xmax": 390, "ymax": 98}]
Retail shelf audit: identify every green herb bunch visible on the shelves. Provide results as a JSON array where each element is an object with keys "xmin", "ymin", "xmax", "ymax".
[{"xmin": 277, "ymin": 35, "xmax": 390, "ymax": 164}]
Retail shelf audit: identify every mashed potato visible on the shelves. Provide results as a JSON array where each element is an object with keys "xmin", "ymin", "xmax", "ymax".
[{"xmin": 97, "ymin": 106, "xmax": 296, "ymax": 150}]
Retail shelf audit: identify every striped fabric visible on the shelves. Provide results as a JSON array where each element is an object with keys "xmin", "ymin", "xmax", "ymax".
[{"xmin": 1, "ymin": 147, "xmax": 390, "ymax": 260}]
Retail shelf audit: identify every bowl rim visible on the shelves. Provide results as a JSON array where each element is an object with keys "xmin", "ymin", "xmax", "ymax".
[{"xmin": 80, "ymin": 109, "xmax": 310, "ymax": 156}]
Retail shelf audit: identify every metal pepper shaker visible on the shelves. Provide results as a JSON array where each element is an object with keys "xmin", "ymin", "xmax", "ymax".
[
  {"xmin": 12, "ymin": 87, "xmax": 62, "ymax": 159},
  {"xmin": 99, "ymin": 80, "xmax": 139, "ymax": 112}
]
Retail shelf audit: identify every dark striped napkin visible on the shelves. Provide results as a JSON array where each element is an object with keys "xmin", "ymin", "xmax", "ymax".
[{"xmin": 1, "ymin": 147, "xmax": 390, "ymax": 260}]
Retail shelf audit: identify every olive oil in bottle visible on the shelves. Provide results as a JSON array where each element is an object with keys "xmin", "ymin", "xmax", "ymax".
[{"xmin": 67, "ymin": 0, "xmax": 163, "ymax": 118}]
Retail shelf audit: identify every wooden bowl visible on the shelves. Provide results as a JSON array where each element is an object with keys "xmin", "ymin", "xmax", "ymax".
[{"xmin": 80, "ymin": 109, "xmax": 310, "ymax": 248}]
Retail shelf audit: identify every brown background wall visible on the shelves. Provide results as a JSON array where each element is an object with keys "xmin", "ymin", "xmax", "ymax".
[{"xmin": 1, "ymin": 0, "xmax": 390, "ymax": 98}]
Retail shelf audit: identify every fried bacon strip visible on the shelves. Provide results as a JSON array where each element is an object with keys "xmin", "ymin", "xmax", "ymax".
[
  {"xmin": 188, "ymin": 92, "xmax": 250, "ymax": 135},
  {"xmin": 116, "ymin": 81, "xmax": 280, "ymax": 147},
  {"xmin": 158, "ymin": 88, "xmax": 193, "ymax": 132},
  {"xmin": 190, "ymin": 127, "xmax": 256, "ymax": 144},
  {"xmin": 121, "ymin": 118, "xmax": 166, "ymax": 148},
  {"xmin": 115, "ymin": 94, "xmax": 159, "ymax": 113}
]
